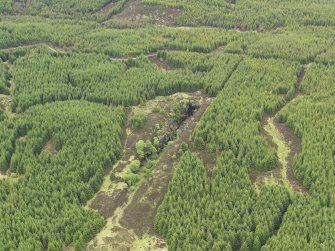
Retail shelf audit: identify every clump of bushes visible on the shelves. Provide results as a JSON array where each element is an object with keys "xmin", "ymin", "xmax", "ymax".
[
  {"xmin": 123, "ymin": 160, "xmax": 141, "ymax": 188},
  {"xmin": 152, "ymin": 105, "xmax": 163, "ymax": 113},
  {"xmin": 130, "ymin": 111, "xmax": 147, "ymax": 129},
  {"xmin": 178, "ymin": 143, "xmax": 189, "ymax": 154},
  {"xmin": 124, "ymin": 173, "xmax": 139, "ymax": 187},
  {"xmin": 128, "ymin": 160, "xmax": 141, "ymax": 173},
  {"xmin": 136, "ymin": 140, "xmax": 157, "ymax": 161}
]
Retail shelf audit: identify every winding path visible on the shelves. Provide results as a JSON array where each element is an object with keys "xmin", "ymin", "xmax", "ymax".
[{"xmin": 251, "ymin": 65, "xmax": 308, "ymax": 194}]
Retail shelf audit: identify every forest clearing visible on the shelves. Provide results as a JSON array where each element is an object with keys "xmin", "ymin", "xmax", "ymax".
[{"xmin": 0, "ymin": 1, "xmax": 335, "ymax": 250}]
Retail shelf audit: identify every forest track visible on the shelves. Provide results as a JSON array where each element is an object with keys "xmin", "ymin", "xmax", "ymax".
[
  {"xmin": 148, "ymin": 54, "xmax": 174, "ymax": 71},
  {"xmin": 0, "ymin": 42, "xmax": 66, "ymax": 53},
  {"xmin": 110, "ymin": 52, "xmax": 174, "ymax": 71},
  {"xmin": 109, "ymin": 44, "xmax": 228, "ymax": 69},
  {"xmin": 251, "ymin": 65, "xmax": 308, "ymax": 194},
  {"xmin": 93, "ymin": 0, "xmax": 116, "ymax": 15},
  {"xmin": 85, "ymin": 92, "xmax": 213, "ymax": 251}
]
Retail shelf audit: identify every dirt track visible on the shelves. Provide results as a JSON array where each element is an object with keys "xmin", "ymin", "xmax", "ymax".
[{"xmin": 0, "ymin": 42, "xmax": 66, "ymax": 53}]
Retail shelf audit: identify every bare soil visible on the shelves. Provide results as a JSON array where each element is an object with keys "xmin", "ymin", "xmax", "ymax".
[
  {"xmin": 42, "ymin": 140, "xmax": 58, "ymax": 155},
  {"xmin": 1, "ymin": 42, "xmax": 66, "ymax": 53},
  {"xmin": 0, "ymin": 95, "xmax": 12, "ymax": 117},
  {"xmin": 0, "ymin": 170, "xmax": 8, "ymax": 180},
  {"xmin": 214, "ymin": 45, "xmax": 226, "ymax": 53},
  {"xmin": 111, "ymin": 0, "xmax": 182, "ymax": 26},
  {"xmin": 148, "ymin": 54, "xmax": 174, "ymax": 71},
  {"xmin": 91, "ymin": 190, "xmax": 129, "ymax": 219},
  {"xmin": 94, "ymin": 0, "xmax": 116, "ymax": 15}
]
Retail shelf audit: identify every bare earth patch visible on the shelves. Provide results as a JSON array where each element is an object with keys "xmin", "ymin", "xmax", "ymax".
[
  {"xmin": 43, "ymin": 140, "xmax": 58, "ymax": 155},
  {"xmin": 0, "ymin": 171, "xmax": 8, "ymax": 180},
  {"xmin": 94, "ymin": 0, "xmax": 116, "ymax": 15},
  {"xmin": 91, "ymin": 190, "xmax": 129, "ymax": 219},
  {"xmin": 148, "ymin": 54, "xmax": 174, "ymax": 71},
  {"xmin": 214, "ymin": 45, "xmax": 226, "ymax": 53},
  {"xmin": 1, "ymin": 42, "xmax": 67, "ymax": 53},
  {"xmin": 110, "ymin": 0, "xmax": 182, "ymax": 26}
]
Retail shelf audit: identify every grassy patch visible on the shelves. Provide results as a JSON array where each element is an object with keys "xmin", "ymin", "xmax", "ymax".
[{"xmin": 264, "ymin": 117, "xmax": 294, "ymax": 196}]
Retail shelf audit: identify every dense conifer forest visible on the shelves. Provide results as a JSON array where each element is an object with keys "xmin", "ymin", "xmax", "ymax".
[{"xmin": 0, "ymin": 0, "xmax": 334, "ymax": 250}]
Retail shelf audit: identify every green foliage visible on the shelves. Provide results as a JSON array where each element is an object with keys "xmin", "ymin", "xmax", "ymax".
[
  {"xmin": 130, "ymin": 111, "xmax": 147, "ymax": 129},
  {"xmin": 155, "ymin": 152, "xmax": 291, "ymax": 250},
  {"xmin": 74, "ymin": 27, "xmax": 234, "ymax": 56},
  {"xmin": 11, "ymin": 49, "xmax": 205, "ymax": 112},
  {"xmin": 103, "ymin": 0, "xmax": 128, "ymax": 18},
  {"xmin": 128, "ymin": 160, "xmax": 141, "ymax": 173},
  {"xmin": 0, "ymin": 62, "xmax": 9, "ymax": 95},
  {"xmin": 0, "ymin": 18, "xmax": 95, "ymax": 49},
  {"xmin": 152, "ymin": 136, "xmax": 160, "ymax": 149},
  {"xmin": 0, "ymin": 0, "xmax": 13, "ymax": 14},
  {"xmin": 152, "ymin": 105, "xmax": 163, "ymax": 113},
  {"xmin": 245, "ymin": 27, "xmax": 335, "ymax": 64},
  {"xmin": 315, "ymin": 46, "xmax": 335, "ymax": 65},
  {"xmin": 155, "ymin": 57, "xmax": 308, "ymax": 250},
  {"xmin": 124, "ymin": 173, "xmax": 139, "ymax": 187},
  {"xmin": 0, "ymin": 4, "xmax": 334, "ymax": 250},
  {"xmin": 0, "ymin": 19, "xmax": 230, "ymax": 55},
  {"xmin": 192, "ymin": 58, "xmax": 300, "ymax": 171},
  {"xmin": 179, "ymin": 142, "xmax": 188, "ymax": 154},
  {"xmin": 110, "ymin": 173, "xmax": 116, "ymax": 182},
  {"xmin": 18, "ymin": 0, "xmax": 123, "ymax": 19},
  {"xmin": 1, "ymin": 19, "xmax": 335, "ymax": 66},
  {"xmin": 143, "ymin": 0, "xmax": 335, "ymax": 30},
  {"xmin": 0, "ymin": 101, "xmax": 124, "ymax": 250},
  {"xmin": 159, "ymin": 51, "xmax": 242, "ymax": 96},
  {"xmin": 263, "ymin": 63, "xmax": 335, "ymax": 249},
  {"xmin": 135, "ymin": 139, "xmax": 157, "ymax": 161}
]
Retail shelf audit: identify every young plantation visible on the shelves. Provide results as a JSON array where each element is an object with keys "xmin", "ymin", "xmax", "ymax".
[{"xmin": 0, "ymin": 1, "xmax": 334, "ymax": 250}]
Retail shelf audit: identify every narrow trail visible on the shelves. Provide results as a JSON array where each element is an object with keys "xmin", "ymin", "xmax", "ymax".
[
  {"xmin": 85, "ymin": 92, "xmax": 213, "ymax": 251},
  {"xmin": 148, "ymin": 54, "xmax": 174, "ymax": 71},
  {"xmin": 0, "ymin": 42, "xmax": 66, "ymax": 53},
  {"xmin": 93, "ymin": 0, "xmax": 116, "ymax": 15},
  {"xmin": 251, "ymin": 65, "xmax": 308, "ymax": 194}
]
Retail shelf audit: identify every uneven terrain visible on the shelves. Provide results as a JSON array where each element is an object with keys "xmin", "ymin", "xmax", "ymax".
[{"xmin": 85, "ymin": 91, "xmax": 213, "ymax": 250}]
